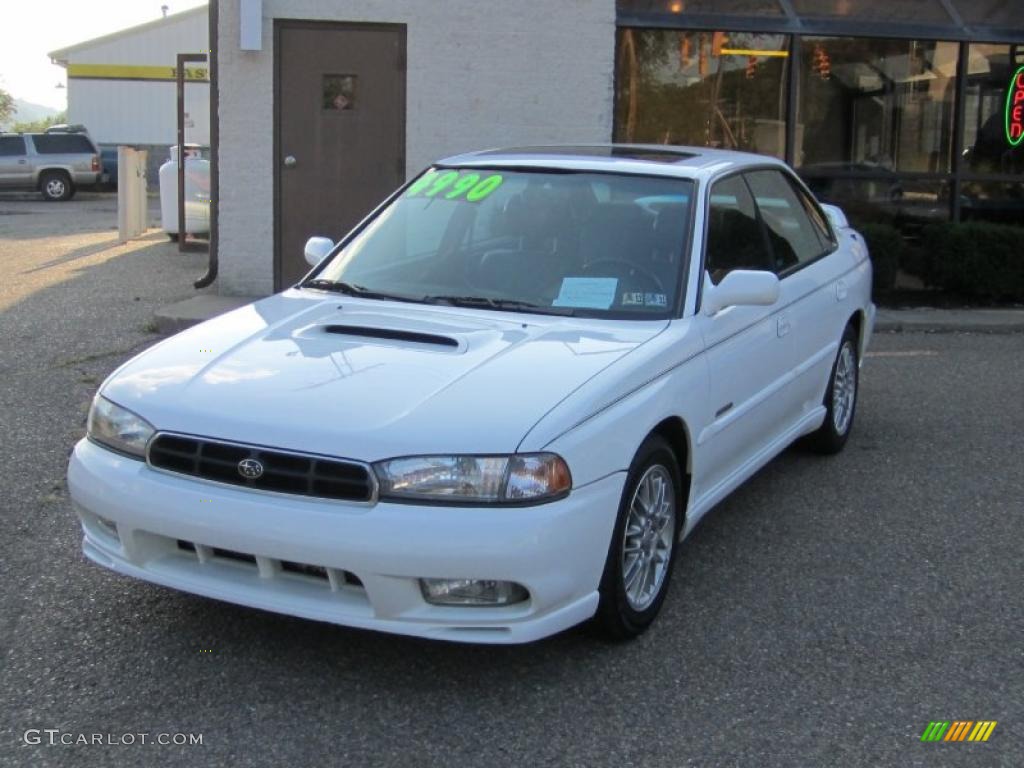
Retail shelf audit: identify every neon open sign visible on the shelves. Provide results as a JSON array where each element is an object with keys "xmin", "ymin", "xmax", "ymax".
[{"xmin": 1007, "ymin": 64, "xmax": 1024, "ymax": 147}]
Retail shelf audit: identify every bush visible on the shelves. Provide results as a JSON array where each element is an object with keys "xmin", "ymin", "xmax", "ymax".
[
  {"xmin": 858, "ymin": 223, "xmax": 903, "ymax": 299},
  {"xmin": 919, "ymin": 222, "xmax": 1024, "ymax": 302}
]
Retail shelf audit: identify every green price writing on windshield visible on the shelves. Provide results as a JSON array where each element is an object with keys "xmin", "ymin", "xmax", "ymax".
[{"xmin": 405, "ymin": 170, "xmax": 504, "ymax": 203}]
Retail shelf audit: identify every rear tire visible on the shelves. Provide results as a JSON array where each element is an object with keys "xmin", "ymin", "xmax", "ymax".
[
  {"xmin": 805, "ymin": 324, "xmax": 859, "ymax": 454},
  {"xmin": 40, "ymin": 171, "xmax": 74, "ymax": 202},
  {"xmin": 595, "ymin": 434, "xmax": 683, "ymax": 640},
  {"xmin": 167, "ymin": 233, "xmax": 180, "ymax": 242}
]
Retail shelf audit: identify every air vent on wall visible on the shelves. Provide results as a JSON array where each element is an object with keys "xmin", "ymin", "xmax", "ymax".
[{"xmin": 323, "ymin": 324, "xmax": 459, "ymax": 348}]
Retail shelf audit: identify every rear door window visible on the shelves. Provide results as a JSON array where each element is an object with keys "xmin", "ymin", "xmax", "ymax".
[
  {"xmin": 32, "ymin": 134, "xmax": 96, "ymax": 154},
  {"xmin": 0, "ymin": 136, "xmax": 26, "ymax": 156},
  {"xmin": 744, "ymin": 169, "xmax": 830, "ymax": 274}
]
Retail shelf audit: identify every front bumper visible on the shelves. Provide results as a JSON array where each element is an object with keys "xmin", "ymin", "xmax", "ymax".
[{"xmin": 67, "ymin": 439, "xmax": 624, "ymax": 644}]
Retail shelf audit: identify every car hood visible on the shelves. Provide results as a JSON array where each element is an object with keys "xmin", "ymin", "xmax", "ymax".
[{"xmin": 103, "ymin": 291, "xmax": 668, "ymax": 460}]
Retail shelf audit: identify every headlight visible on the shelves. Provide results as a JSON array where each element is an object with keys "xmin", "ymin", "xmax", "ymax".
[
  {"xmin": 374, "ymin": 453, "xmax": 571, "ymax": 504},
  {"xmin": 87, "ymin": 395, "xmax": 155, "ymax": 459}
]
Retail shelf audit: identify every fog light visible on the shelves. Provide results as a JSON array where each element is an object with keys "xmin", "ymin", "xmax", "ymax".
[
  {"xmin": 420, "ymin": 578, "xmax": 529, "ymax": 606},
  {"xmin": 95, "ymin": 514, "xmax": 120, "ymax": 542}
]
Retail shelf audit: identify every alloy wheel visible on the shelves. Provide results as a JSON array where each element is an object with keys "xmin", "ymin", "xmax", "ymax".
[
  {"xmin": 832, "ymin": 341, "xmax": 856, "ymax": 434},
  {"xmin": 621, "ymin": 465, "xmax": 676, "ymax": 612}
]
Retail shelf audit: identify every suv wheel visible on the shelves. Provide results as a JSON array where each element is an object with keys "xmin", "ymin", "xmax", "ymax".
[{"xmin": 40, "ymin": 171, "xmax": 74, "ymax": 202}]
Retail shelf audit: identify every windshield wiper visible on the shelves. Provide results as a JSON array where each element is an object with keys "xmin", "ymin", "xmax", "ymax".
[
  {"xmin": 302, "ymin": 279, "xmax": 425, "ymax": 304},
  {"xmin": 423, "ymin": 295, "xmax": 576, "ymax": 316}
]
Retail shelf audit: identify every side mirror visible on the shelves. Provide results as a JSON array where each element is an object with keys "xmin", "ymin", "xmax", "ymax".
[
  {"xmin": 820, "ymin": 203, "xmax": 849, "ymax": 231},
  {"xmin": 703, "ymin": 270, "xmax": 780, "ymax": 316},
  {"xmin": 304, "ymin": 236, "xmax": 334, "ymax": 267}
]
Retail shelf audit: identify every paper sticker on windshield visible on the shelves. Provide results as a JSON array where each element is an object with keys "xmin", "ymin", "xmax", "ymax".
[
  {"xmin": 405, "ymin": 170, "xmax": 504, "ymax": 203},
  {"xmin": 553, "ymin": 278, "xmax": 618, "ymax": 309},
  {"xmin": 622, "ymin": 292, "xmax": 668, "ymax": 307}
]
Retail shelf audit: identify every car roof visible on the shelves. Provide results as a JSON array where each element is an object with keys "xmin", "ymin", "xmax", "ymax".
[{"xmin": 438, "ymin": 144, "xmax": 787, "ymax": 179}]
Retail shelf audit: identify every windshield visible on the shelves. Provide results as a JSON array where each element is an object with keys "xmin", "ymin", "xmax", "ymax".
[{"xmin": 306, "ymin": 168, "xmax": 694, "ymax": 318}]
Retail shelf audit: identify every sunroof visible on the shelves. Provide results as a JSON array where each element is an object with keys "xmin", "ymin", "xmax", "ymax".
[{"xmin": 480, "ymin": 146, "xmax": 698, "ymax": 164}]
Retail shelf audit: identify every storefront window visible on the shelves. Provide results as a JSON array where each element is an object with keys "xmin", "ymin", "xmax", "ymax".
[
  {"xmin": 790, "ymin": 0, "xmax": 952, "ymax": 24},
  {"xmin": 802, "ymin": 175, "xmax": 949, "ymax": 231},
  {"xmin": 615, "ymin": 28, "xmax": 790, "ymax": 157},
  {"xmin": 951, "ymin": 1, "xmax": 1024, "ymax": 28},
  {"xmin": 959, "ymin": 181, "xmax": 1024, "ymax": 225},
  {"xmin": 961, "ymin": 44, "xmax": 1024, "ymax": 176},
  {"xmin": 795, "ymin": 37, "xmax": 958, "ymax": 173}
]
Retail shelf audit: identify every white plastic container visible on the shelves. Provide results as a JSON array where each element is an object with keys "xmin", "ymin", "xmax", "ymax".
[{"xmin": 159, "ymin": 144, "xmax": 211, "ymax": 237}]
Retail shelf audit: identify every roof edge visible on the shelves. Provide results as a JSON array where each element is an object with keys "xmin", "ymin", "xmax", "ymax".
[{"xmin": 48, "ymin": 4, "xmax": 208, "ymax": 64}]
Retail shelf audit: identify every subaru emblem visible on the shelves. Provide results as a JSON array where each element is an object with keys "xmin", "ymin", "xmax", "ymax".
[{"xmin": 237, "ymin": 458, "xmax": 264, "ymax": 479}]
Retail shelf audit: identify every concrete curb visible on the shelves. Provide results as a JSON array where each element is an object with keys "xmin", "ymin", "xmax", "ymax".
[
  {"xmin": 154, "ymin": 295, "xmax": 256, "ymax": 335},
  {"xmin": 155, "ymin": 297, "xmax": 1024, "ymax": 335},
  {"xmin": 875, "ymin": 308, "xmax": 1024, "ymax": 334}
]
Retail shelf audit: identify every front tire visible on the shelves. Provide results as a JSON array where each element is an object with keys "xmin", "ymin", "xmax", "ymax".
[
  {"xmin": 40, "ymin": 171, "xmax": 74, "ymax": 201},
  {"xmin": 805, "ymin": 324, "xmax": 859, "ymax": 454},
  {"xmin": 595, "ymin": 434, "xmax": 683, "ymax": 640}
]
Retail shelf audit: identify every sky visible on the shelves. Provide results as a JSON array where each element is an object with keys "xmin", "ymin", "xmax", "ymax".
[{"xmin": 0, "ymin": 0, "xmax": 208, "ymax": 110}]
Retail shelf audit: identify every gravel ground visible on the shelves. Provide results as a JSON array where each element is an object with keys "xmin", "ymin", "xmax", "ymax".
[{"xmin": 0, "ymin": 197, "xmax": 1021, "ymax": 767}]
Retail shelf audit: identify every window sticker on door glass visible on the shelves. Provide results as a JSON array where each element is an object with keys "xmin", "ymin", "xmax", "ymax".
[
  {"xmin": 323, "ymin": 74, "xmax": 355, "ymax": 111},
  {"xmin": 553, "ymin": 278, "xmax": 618, "ymax": 309},
  {"xmin": 621, "ymin": 292, "xmax": 667, "ymax": 307},
  {"xmin": 405, "ymin": 170, "xmax": 504, "ymax": 203}
]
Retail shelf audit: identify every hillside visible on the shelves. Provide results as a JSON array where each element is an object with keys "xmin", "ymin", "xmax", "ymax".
[{"xmin": 1, "ymin": 98, "xmax": 61, "ymax": 130}]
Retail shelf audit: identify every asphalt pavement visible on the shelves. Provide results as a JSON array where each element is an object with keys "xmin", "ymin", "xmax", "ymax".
[{"xmin": 1, "ymin": 197, "xmax": 1022, "ymax": 767}]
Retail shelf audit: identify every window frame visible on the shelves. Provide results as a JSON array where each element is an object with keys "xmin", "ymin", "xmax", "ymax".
[{"xmin": 696, "ymin": 163, "xmax": 841, "ymax": 313}]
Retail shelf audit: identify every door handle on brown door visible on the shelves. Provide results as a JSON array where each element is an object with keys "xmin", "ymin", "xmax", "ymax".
[{"xmin": 283, "ymin": 155, "xmax": 297, "ymax": 168}]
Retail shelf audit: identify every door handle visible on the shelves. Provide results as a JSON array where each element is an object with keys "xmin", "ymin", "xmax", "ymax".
[
  {"xmin": 283, "ymin": 155, "xmax": 297, "ymax": 168},
  {"xmin": 777, "ymin": 314, "xmax": 792, "ymax": 338},
  {"xmin": 836, "ymin": 279, "xmax": 848, "ymax": 301}
]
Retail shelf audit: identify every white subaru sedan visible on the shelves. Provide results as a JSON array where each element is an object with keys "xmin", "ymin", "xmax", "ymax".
[{"xmin": 68, "ymin": 146, "xmax": 874, "ymax": 644}]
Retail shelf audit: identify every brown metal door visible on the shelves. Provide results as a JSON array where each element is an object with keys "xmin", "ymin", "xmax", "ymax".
[{"xmin": 275, "ymin": 22, "xmax": 406, "ymax": 288}]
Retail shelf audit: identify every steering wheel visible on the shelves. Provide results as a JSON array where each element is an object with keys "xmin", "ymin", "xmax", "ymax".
[{"xmin": 583, "ymin": 259, "xmax": 665, "ymax": 294}]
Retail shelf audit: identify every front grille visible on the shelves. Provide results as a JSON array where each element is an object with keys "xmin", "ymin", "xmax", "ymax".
[{"xmin": 148, "ymin": 433, "xmax": 374, "ymax": 502}]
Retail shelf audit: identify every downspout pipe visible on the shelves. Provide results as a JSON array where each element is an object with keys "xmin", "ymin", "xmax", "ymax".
[{"xmin": 195, "ymin": 0, "xmax": 219, "ymax": 289}]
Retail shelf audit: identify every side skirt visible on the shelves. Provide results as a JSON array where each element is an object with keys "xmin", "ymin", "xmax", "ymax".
[{"xmin": 681, "ymin": 405, "xmax": 826, "ymax": 539}]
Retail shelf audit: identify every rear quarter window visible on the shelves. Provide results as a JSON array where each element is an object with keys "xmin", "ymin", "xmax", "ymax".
[
  {"xmin": 0, "ymin": 136, "xmax": 27, "ymax": 156},
  {"xmin": 32, "ymin": 134, "xmax": 96, "ymax": 154}
]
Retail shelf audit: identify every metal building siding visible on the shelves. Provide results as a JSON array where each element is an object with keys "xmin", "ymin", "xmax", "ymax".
[
  {"xmin": 62, "ymin": 8, "xmax": 209, "ymax": 146},
  {"xmin": 63, "ymin": 11, "xmax": 208, "ymax": 66},
  {"xmin": 68, "ymin": 81, "xmax": 210, "ymax": 146}
]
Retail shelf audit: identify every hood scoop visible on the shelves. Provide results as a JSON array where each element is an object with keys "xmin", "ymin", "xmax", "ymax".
[{"xmin": 323, "ymin": 324, "xmax": 460, "ymax": 348}]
